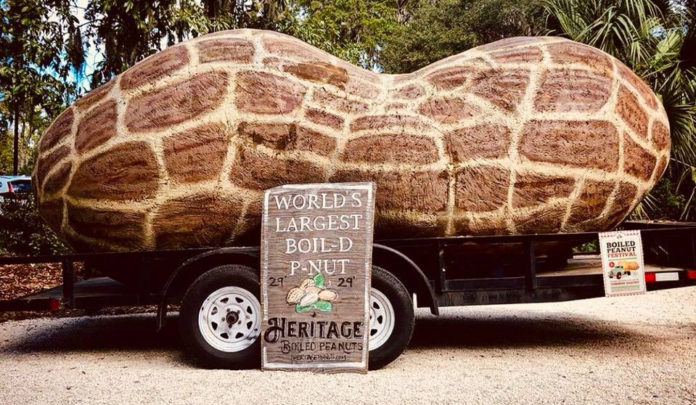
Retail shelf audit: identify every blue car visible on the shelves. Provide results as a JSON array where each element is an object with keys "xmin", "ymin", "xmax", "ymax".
[{"xmin": 0, "ymin": 175, "xmax": 32, "ymax": 201}]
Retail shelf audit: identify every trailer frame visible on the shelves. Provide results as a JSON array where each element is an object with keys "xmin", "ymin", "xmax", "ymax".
[{"xmin": 1, "ymin": 221, "xmax": 695, "ymax": 318}]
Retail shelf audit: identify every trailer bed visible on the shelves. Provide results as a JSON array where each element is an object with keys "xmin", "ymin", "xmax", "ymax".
[
  {"xmin": 2, "ymin": 256, "xmax": 692, "ymax": 313},
  {"xmin": 1, "ymin": 221, "xmax": 695, "ymax": 314},
  {"xmin": 542, "ymin": 254, "xmax": 686, "ymax": 276}
]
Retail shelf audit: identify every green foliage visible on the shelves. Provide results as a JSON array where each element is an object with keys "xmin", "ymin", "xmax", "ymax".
[
  {"xmin": 81, "ymin": 0, "xmax": 397, "ymax": 83},
  {"xmin": 635, "ymin": 174, "xmax": 696, "ymax": 220},
  {"xmin": 83, "ymin": 0, "xmax": 296, "ymax": 87},
  {"xmin": 574, "ymin": 240, "xmax": 598, "ymax": 253},
  {"xmin": 286, "ymin": 0, "xmax": 400, "ymax": 69},
  {"xmin": 84, "ymin": 0, "xmax": 208, "ymax": 87},
  {"xmin": 0, "ymin": 131, "xmax": 14, "ymax": 174},
  {"xmin": 380, "ymin": 0, "xmax": 548, "ymax": 73},
  {"xmin": 642, "ymin": 177, "xmax": 689, "ymax": 219},
  {"xmin": 545, "ymin": 0, "xmax": 696, "ymax": 221},
  {"xmin": 0, "ymin": 0, "xmax": 81, "ymax": 174},
  {"xmin": 545, "ymin": 0, "xmax": 660, "ymax": 62},
  {"xmin": 0, "ymin": 194, "xmax": 67, "ymax": 256}
]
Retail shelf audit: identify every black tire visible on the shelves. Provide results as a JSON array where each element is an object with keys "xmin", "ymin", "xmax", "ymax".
[
  {"xmin": 179, "ymin": 265, "xmax": 260, "ymax": 369},
  {"xmin": 616, "ymin": 272, "xmax": 622, "ymax": 280},
  {"xmin": 626, "ymin": 271, "xmax": 631, "ymax": 276},
  {"xmin": 369, "ymin": 266, "xmax": 415, "ymax": 370}
]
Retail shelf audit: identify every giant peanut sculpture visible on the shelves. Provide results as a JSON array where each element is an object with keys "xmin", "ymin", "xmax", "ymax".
[{"xmin": 33, "ymin": 30, "xmax": 670, "ymax": 252}]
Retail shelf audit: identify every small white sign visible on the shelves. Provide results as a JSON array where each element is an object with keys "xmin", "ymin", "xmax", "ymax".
[{"xmin": 598, "ymin": 230, "xmax": 646, "ymax": 297}]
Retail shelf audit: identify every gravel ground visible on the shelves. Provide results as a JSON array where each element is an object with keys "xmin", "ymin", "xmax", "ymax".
[{"xmin": 1, "ymin": 287, "xmax": 695, "ymax": 405}]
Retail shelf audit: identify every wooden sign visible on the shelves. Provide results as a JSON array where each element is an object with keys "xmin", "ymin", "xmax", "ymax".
[{"xmin": 260, "ymin": 182, "xmax": 375, "ymax": 372}]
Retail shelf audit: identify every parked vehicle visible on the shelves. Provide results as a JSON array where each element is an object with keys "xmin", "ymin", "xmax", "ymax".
[
  {"xmin": 1, "ymin": 221, "xmax": 695, "ymax": 370},
  {"xmin": 0, "ymin": 175, "xmax": 32, "ymax": 202},
  {"xmin": 608, "ymin": 259, "xmax": 641, "ymax": 279}
]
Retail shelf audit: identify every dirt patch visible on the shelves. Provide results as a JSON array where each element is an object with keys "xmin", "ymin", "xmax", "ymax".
[
  {"xmin": 0, "ymin": 263, "xmax": 72, "ymax": 301},
  {"xmin": 0, "ymin": 262, "xmax": 156, "ymax": 322}
]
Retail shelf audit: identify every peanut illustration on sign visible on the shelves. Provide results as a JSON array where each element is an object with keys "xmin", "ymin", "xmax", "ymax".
[
  {"xmin": 618, "ymin": 260, "xmax": 639, "ymax": 270},
  {"xmin": 285, "ymin": 274, "xmax": 339, "ymax": 313}
]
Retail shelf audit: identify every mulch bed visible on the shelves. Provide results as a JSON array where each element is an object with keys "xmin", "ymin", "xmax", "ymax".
[
  {"xmin": 0, "ymin": 262, "xmax": 78, "ymax": 301},
  {"xmin": 0, "ymin": 263, "xmax": 154, "ymax": 322}
]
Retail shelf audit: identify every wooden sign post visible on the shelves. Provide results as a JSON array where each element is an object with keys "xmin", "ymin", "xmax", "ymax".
[{"xmin": 261, "ymin": 182, "xmax": 375, "ymax": 372}]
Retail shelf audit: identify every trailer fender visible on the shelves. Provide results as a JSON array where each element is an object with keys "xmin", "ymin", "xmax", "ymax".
[
  {"xmin": 157, "ymin": 247, "xmax": 259, "ymax": 330},
  {"xmin": 156, "ymin": 244, "xmax": 439, "ymax": 330},
  {"xmin": 373, "ymin": 243, "xmax": 439, "ymax": 315}
]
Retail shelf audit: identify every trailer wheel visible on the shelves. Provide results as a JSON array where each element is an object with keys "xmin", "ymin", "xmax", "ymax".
[
  {"xmin": 369, "ymin": 266, "xmax": 414, "ymax": 370},
  {"xmin": 179, "ymin": 265, "xmax": 261, "ymax": 369}
]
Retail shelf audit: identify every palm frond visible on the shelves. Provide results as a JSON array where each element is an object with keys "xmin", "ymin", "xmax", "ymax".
[{"xmin": 546, "ymin": 0, "xmax": 696, "ymax": 221}]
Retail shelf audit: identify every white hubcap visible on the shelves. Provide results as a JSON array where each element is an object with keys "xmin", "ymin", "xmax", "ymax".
[
  {"xmin": 198, "ymin": 286, "xmax": 261, "ymax": 352},
  {"xmin": 369, "ymin": 288, "xmax": 395, "ymax": 350},
  {"xmin": 199, "ymin": 286, "xmax": 394, "ymax": 352}
]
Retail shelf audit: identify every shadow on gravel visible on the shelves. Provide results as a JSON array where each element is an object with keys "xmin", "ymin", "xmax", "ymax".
[
  {"xmin": 409, "ymin": 311, "xmax": 654, "ymax": 350},
  {"xmin": 3, "ymin": 314, "xmax": 181, "ymax": 353},
  {"xmin": 3, "ymin": 310, "xmax": 655, "ymax": 355}
]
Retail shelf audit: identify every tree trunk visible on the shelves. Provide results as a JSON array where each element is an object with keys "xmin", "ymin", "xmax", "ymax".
[{"xmin": 13, "ymin": 106, "xmax": 19, "ymax": 175}]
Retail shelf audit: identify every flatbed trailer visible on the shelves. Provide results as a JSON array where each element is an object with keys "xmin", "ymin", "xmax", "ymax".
[{"xmin": 1, "ymin": 221, "xmax": 695, "ymax": 369}]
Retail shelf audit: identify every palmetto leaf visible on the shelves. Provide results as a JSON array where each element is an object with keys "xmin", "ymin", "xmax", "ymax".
[{"xmin": 546, "ymin": 0, "xmax": 696, "ymax": 220}]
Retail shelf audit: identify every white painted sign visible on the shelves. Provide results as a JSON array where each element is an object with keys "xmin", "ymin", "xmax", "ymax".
[{"xmin": 598, "ymin": 230, "xmax": 646, "ymax": 297}]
